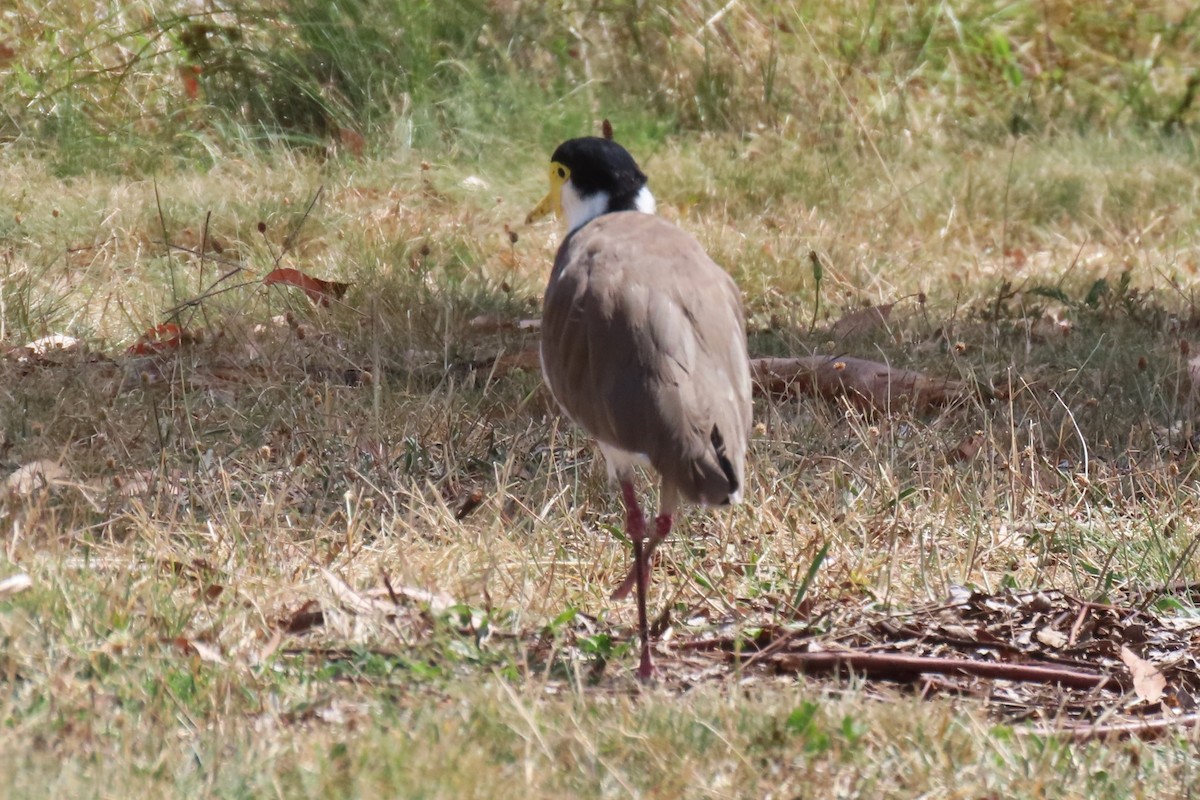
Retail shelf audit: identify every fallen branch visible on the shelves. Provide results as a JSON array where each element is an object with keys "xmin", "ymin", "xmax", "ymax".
[
  {"xmin": 751, "ymin": 356, "xmax": 965, "ymax": 412},
  {"xmin": 765, "ymin": 650, "xmax": 1119, "ymax": 691},
  {"xmin": 1016, "ymin": 712, "xmax": 1200, "ymax": 742},
  {"xmin": 468, "ymin": 347, "xmax": 966, "ymax": 413}
]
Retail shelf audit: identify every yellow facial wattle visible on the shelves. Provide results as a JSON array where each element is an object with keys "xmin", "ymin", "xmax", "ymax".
[{"xmin": 525, "ymin": 162, "xmax": 570, "ymax": 224}]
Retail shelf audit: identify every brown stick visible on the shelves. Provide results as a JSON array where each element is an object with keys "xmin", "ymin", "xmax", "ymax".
[
  {"xmin": 476, "ymin": 350, "xmax": 965, "ymax": 413},
  {"xmin": 768, "ymin": 651, "xmax": 1119, "ymax": 691},
  {"xmin": 1016, "ymin": 713, "xmax": 1200, "ymax": 742},
  {"xmin": 750, "ymin": 356, "xmax": 965, "ymax": 411}
]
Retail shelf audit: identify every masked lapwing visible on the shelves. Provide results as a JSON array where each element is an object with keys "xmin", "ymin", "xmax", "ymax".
[{"xmin": 527, "ymin": 137, "xmax": 753, "ymax": 679}]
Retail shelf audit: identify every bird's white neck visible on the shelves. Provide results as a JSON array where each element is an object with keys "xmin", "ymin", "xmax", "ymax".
[{"xmin": 564, "ymin": 184, "xmax": 657, "ymax": 233}]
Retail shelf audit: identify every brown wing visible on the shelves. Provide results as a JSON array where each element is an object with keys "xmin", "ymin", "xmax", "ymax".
[{"xmin": 540, "ymin": 212, "xmax": 752, "ymax": 506}]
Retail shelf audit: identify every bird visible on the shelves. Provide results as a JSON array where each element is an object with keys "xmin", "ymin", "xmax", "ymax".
[{"xmin": 527, "ymin": 136, "xmax": 753, "ymax": 680}]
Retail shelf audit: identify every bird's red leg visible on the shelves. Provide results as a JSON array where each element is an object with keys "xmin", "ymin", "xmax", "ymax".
[
  {"xmin": 619, "ymin": 480, "xmax": 654, "ymax": 680},
  {"xmin": 647, "ymin": 512, "xmax": 673, "ymax": 588},
  {"xmin": 610, "ymin": 512, "xmax": 672, "ymax": 602}
]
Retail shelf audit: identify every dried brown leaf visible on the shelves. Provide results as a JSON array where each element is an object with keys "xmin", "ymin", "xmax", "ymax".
[
  {"xmin": 320, "ymin": 568, "xmax": 396, "ymax": 615},
  {"xmin": 1120, "ymin": 645, "xmax": 1166, "ymax": 703},
  {"xmin": 1036, "ymin": 627, "xmax": 1069, "ymax": 649},
  {"xmin": 168, "ymin": 636, "xmax": 226, "ymax": 665},
  {"xmin": 21, "ymin": 334, "xmax": 81, "ymax": 359},
  {"xmin": 5, "ymin": 460, "xmax": 68, "ymax": 496},
  {"xmin": 263, "ymin": 268, "xmax": 350, "ymax": 307},
  {"xmin": 364, "ymin": 583, "xmax": 456, "ymax": 614},
  {"xmin": 948, "ymin": 432, "xmax": 985, "ymax": 463},
  {"xmin": 127, "ymin": 323, "xmax": 192, "ymax": 355},
  {"xmin": 258, "ymin": 628, "xmax": 285, "ymax": 664},
  {"xmin": 455, "ymin": 488, "xmax": 486, "ymax": 520},
  {"xmin": 1029, "ymin": 309, "xmax": 1072, "ymax": 341},
  {"xmin": 281, "ymin": 599, "xmax": 326, "ymax": 634}
]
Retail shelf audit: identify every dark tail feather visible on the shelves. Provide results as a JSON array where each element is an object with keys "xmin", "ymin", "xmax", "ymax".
[{"xmin": 710, "ymin": 424, "xmax": 739, "ymax": 501}]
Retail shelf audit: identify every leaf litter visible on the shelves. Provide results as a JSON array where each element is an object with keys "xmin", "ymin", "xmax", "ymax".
[
  {"xmin": 629, "ymin": 583, "xmax": 1200, "ymax": 740},
  {"xmin": 6, "ymin": 228, "xmax": 1199, "ymax": 743},
  {"xmin": 250, "ymin": 555, "xmax": 1200, "ymax": 741}
]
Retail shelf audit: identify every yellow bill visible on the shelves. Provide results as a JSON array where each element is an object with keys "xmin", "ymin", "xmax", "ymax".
[{"xmin": 525, "ymin": 162, "xmax": 570, "ymax": 224}]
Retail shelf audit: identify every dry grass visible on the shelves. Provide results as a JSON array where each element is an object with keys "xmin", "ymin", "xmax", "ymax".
[{"xmin": 4, "ymin": 1, "xmax": 1200, "ymax": 797}]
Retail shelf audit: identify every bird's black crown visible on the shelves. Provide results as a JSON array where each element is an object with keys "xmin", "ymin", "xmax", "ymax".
[{"xmin": 551, "ymin": 137, "xmax": 648, "ymax": 210}]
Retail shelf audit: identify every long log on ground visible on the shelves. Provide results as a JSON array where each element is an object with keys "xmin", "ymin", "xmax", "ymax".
[
  {"xmin": 465, "ymin": 341, "xmax": 968, "ymax": 413},
  {"xmin": 767, "ymin": 651, "xmax": 1119, "ymax": 691},
  {"xmin": 751, "ymin": 356, "xmax": 966, "ymax": 411}
]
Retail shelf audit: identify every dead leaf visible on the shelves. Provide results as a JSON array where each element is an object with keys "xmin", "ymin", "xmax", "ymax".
[
  {"xmin": 1036, "ymin": 627, "xmax": 1069, "ymax": 649},
  {"xmin": 179, "ymin": 64, "xmax": 201, "ymax": 100},
  {"xmin": 128, "ymin": 323, "xmax": 191, "ymax": 355},
  {"xmin": 0, "ymin": 573, "xmax": 32, "ymax": 598},
  {"xmin": 829, "ymin": 303, "xmax": 895, "ymax": 341},
  {"xmin": 167, "ymin": 636, "xmax": 226, "ymax": 665},
  {"xmin": 455, "ymin": 488, "xmax": 485, "ymax": 520},
  {"xmin": 602, "ymin": 118, "xmax": 613, "ymax": 140},
  {"xmin": 17, "ymin": 334, "xmax": 81, "ymax": 363},
  {"xmin": 263, "ymin": 268, "xmax": 350, "ymax": 307},
  {"xmin": 948, "ymin": 432, "xmax": 985, "ymax": 463},
  {"xmin": 258, "ymin": 628, "xmax": 284, "ymax": 664},
  {"xmin": 1120, "ymin": 645, "xmax": 1166, "ymax": 703},
  {"xmin": 320, "ymin": 568, "xmax": 398, "ymax": 615},
  {"xmin": 5, "ymin": 460, "xmax": 68, "ymax": 496},
  {"xmin": 364, "ymin": 582, "xmax": 456, "ymax": 614},
  {"xmin": 1029, "ymin": 309, "xmax": 1072, "ymax": 341},
  {"xmin": 280, "ymin": 599, "xmax": 325, "ymax": 634}
]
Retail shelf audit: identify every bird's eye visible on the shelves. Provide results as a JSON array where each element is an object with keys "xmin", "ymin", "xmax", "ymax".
[{"xmin": 557, "ymin": 167, "xmax": 566, "ymax": 179}]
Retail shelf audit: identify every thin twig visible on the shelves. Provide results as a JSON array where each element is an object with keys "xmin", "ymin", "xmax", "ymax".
[
  {"xmin": 161, "ymin": 276, "xmax": 263, "ymax": 319},
  {"xmin": 380, "ymin": 571, "xmax": 402, "ymax": 607},
  {"xmin": 1001, "ymin": 136, "xmax": 1017, "ymax": 257},
  {"xmin": 1016, "ymin": 713, "xmax": 1200, "ymax": 742},
  {"xmin": 764, "ymin": 650, "xmax": 1120, "ymax": 691},
  {"xmin": 197, "ymin": 210, "xmax": 212, "ymax": 330},
  {"xmin": 279, "ymin": 185, "xmax": 324, "ymax": 265},
  {"xmin": 164, "ymin": 243, "xmax": 245, "ymax": 272},
  {"xmin": 153, "ymin": 180, "xmax": 181, "ymax": 313}
]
